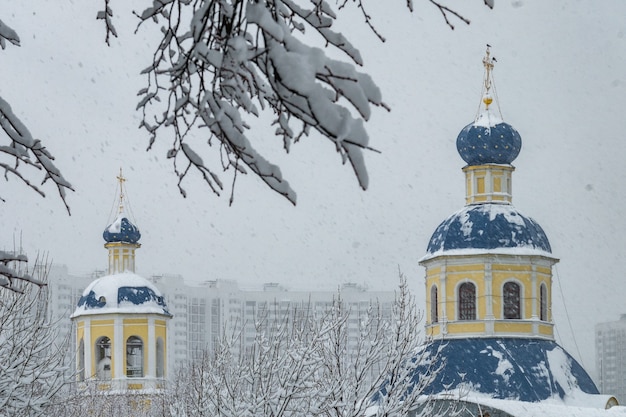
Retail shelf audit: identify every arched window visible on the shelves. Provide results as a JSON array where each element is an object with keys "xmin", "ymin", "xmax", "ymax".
[
  {"xmin": 95, "ymin": 336, "xmax": 112, "ymax": 380},
  {"xmin": 78, "ymin": 339, "xmax": 85, "ymax": 382},
  {"xmin": 458, "ymin": 282, "xmax": 476, "ymax": 320},
  {"xmin": 503, "ymin": 281, "xmax": 521, "ymax": 319},
  {"xmin": 156, "ymin": 337, "xmax": 165, "ymax": 378},
  {"xmin": 126, "ymin": 336, "xmax": 144, "ymax": 378},
  {"xmin": 430, "ymin": 285, "xmax": 438, "ymax": 323},
  {"xmin": 540, "ymin": 283, "xmax": 548, "ymax": 321}
]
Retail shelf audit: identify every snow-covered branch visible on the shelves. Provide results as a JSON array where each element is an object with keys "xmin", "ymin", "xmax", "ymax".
[
  {"xmin": 0, "ymin": 96, "xmax": 74, "ymax": 213},
  {"xmin": 131, "ymin": 0, "xmax": 485, "ymax": 204},
  {"xmin": 0, "ymin": 18, "xmax": 74, "ymax": 213},
  {"xmin": 0, "ymin": 251, "xmax": 48, "ymax": 292},
  {"xmin": 1, "ymin": 1, "xmax": 486, "ymax": 210},
  {"xmin": 0, "ymin": 260, "xmax": 70, "ymax": 416},
  {"xmin": 0, "ymin": 18, "xmax": 20, "ymax": 49}
]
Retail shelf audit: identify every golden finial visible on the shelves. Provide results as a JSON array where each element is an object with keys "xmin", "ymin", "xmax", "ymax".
[
  {"xmin": 482, "ymin": 45, "xmax": 496, "ymax": 108},
  {"xmin": 116, "ymin": 167, "xmax": 126, "ymax": 214}
]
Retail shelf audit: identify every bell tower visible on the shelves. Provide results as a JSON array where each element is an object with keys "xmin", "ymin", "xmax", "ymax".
[
  {"xmin": 421, "ymin": 47, "xmax": 556, "ymax": 340},
  {"xmin": 71, "ymin": 170, "xmax": 171, "ymax": 393}
]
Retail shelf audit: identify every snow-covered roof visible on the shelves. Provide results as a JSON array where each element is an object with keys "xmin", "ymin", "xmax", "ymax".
[
  {"xmin": 410, "ymin": 338, "xmax": 599, "ymax": 404},
  {"xmin": 71, "ymin": 272, "xmax": 171, "ymax": 318},
  {"xmin": 423, "ymin": 203, "xmax": 552, "ymax": 260},
  {"xmin": 418, "ymin": 395, "xmax": 625, "ymax": 417},
  {"xmin": 456, "ymin": 108, "xmax": 522, "ymax": 166},
  {"xmin": 103, "ymin": 214, "xmax": 141, "ymax": 244}
]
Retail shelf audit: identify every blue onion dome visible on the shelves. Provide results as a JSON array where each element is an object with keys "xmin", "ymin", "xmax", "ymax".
[
  {"xmin": 103, "ymin": 214, "xmax": 141, "ymax": 243},
  {"xmin": 425, "ymin": 203, "xmax": 551, "ymax": 257},
  {"xmin": 71, "ymin": 273, "xmax": 171, "ymax": 317},
  {"xmin": 456, "ymin": 108, "xmax": 522, "ymax": 166}
]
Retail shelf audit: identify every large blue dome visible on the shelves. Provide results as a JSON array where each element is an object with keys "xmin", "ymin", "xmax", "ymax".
[
  {"xmin": 426, "ymin": 203, "xmax": 552, "ymax": 256},
  {"xmin": 103, "ymin": 215, "xmax": 141, "ymax": 243},
  {"xmin": 456, "ymin": 110, "xmax": 522, "ymax": 165},
  {"xmin": 405, "ymin": 338, "xmax": 599, "ymax": 402}
]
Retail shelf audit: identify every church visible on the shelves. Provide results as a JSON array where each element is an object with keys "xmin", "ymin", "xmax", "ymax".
[
  {"xmin": 409, "ymin": 48, "xmax": 623, "ymax": 416},
  {"xmin": 71, "ymin": 170, "xmax": 172, "ymax": 393},
  {"xmin": 64, "ymin": 47, "xmax": 625, "ymax": 415}
]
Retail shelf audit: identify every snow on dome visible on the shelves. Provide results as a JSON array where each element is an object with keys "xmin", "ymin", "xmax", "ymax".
[
  {"xmin": 407, "ymin": 338, "xmax": 600, "ymax": 403},
  {"xmin": 424, "ymin": 203, "xmax": 552, "ymax": 258},
  {"xmin": 71, "ymin": 272, "xmax": 171, "ymax": 317},
  {"xmin": 103, "ymin": 215, "xmax": 141, "ymax": 243},
  {"xmin": 456, "ymin": 108, "xmax": 522, "ymax": 166}
]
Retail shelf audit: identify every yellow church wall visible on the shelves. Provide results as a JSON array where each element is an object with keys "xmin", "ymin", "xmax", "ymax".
[
  {"xmin": 492, "ymin": 263, "xmax": 534, "ymax": 321},
  {"xmin": 443, "ymin": 297, "xmax": 455, "ymax": 322},
  {"xmin": 494, "ymin": 322, "xmax": 533, "ymax": 334},
  {"xmin": 76, "ymin": 321, "xmax": 84, "ymax": 341},
  {"xmin": 536, "ymin": 265, "xmax": 552, "ymax": 275},
  {"xmin": 426, "ymin": 276, "xmax": 438, "ymax": 324},
  {"xmin": 426, "ymin": 325, "xmax": 441, "ymax": 337},
  {"xmin": 123, "ymin": 318, "xmax": 149, "ymax": 381},
  {"xmin": 155, "ymin": 319, "xmax": 168, "ymax": 376},
  {"xmin": 444, "ymin": 271, "xmax": 486, "ymax": 320},
  {"xmin": 493, "ymin": 176, "xmax": 502, "ymax": 192},
  {"xmin": 445, "ymin": 264, "xmax": 485, "ymax": 273},
  {"xmin": 76, "ymin": 322, "xmax": 86, "ymax": 379},
  {"xmin": 447, "ymin": 322, "xmax": 485, "ymax": 334},
  {"xmin": 90, "ymin": 319, "xmax": 116, "ymax": 379},
  {"xmin": 538, "ymin": 323, "xmax": 554, "ymax": 336},
  {"xmin": 123, "ymin": 319, "xmax": 149, "ymax": 345},
  {"xmin": 422, "ymin": 255, "xmax": 556, "ymax": 334},
  {"xmin": 426, "ymin": 276, "xmax": 439, "ymax": 288},
  {"xmin": 476, "ymin": 177, "xmax": 485, "ymax": 194},
  {"xmin": 426, "ymin": 265, "xmax": 442, "ymax": 276},
  {"xmin": 492, "ymin": 263, "xmax": 532, "ymax": 273}
]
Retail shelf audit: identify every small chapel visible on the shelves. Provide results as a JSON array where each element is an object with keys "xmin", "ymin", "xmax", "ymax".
[
  {"xmin": 71, "ymin": 171, "xmax": 171, "ymax": 392},
  {"xmin": 409, "ymin": 48, "xmax": 621, "ymax": 416}
]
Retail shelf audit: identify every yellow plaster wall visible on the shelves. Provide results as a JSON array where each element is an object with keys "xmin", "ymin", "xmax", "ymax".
[
  {"xmin": 447, "ymin": 322, "xmax": 485, "ymax": 334},
  {"xmin": 90, "ymin": 319, "xmax": 116, "ymax": 378},
  {"xmin": 492, "ymin": 263, "xmax": 532, "ymax": 272},
  {"xmin": 538, "ymin": 277, "xmax": 552, "ymax": 321},
  {"xmin": 426, "ymin": 325, "xmax": 441, "ymax": 337},
  {"xmin": 76, "ymin": 321, "xmax": 84, "ymax": 342},
  {"xmin": 123, "ymin": 318, "xmax": 149, "ymax": 378},
  {"xmin": 538, "ymin": 324, "xmax": 554, "ymax": 336},
  {"xmin": 536, "ymin": 265, "xmax": 552, "ymax": 275},
  {"xmin": 492, "ymin": 265, "xmax": 533, "ymax": 319},
  {"xmin": 427, "ymin": 265, "xmax": 442, "ymax": 276},
  {"xmin": 493, "ymin": 176, "xmax": 502, "ymax": 192},
  {"xmin": 494, "ymin": 322, "xmax": 533, "ymax": 334},
  {"xmin": 75, "ymin": 321, "xmax": 85, "ymax": 380},
  {"xmin": 423, "ymin": 256, "xmax": 555, "ymax": 337},
  {"xmin": 445, "ymin": 264, "xmax": 484, "ymax": 273},
  {"xmin": 444, "ymin": 267, "xmax": 485, "ymax": 320},
  {"xmin": 155, "ymin": 319, "xmax": 168, "ymax": 376},
  {"xmin": 426, "ymin": 276, "xmax": 438, "ymax": 324}
]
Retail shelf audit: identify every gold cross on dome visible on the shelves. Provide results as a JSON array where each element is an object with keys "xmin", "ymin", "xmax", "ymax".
[
  {"xmin": 482, "ymin": 45, "xmax": 496, "ymax": 108},
  {"xmin": 117, "ymin": 167, "xmax": 126, "ymax": 214}
]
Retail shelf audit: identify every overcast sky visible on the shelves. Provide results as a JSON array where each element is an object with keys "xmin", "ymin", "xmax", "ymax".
[{"xmin": 2, "ymin": 1, "xmax": 625, "ymax": 379}]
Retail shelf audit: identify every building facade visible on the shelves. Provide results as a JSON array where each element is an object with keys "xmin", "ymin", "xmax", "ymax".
[
  {"xmin": 596, "ymin": 315, "xmax": 626, "ymax": 403},
  {"xmin": 147, "ymin": 276, "xmax": 395, "ymax": 372}
]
